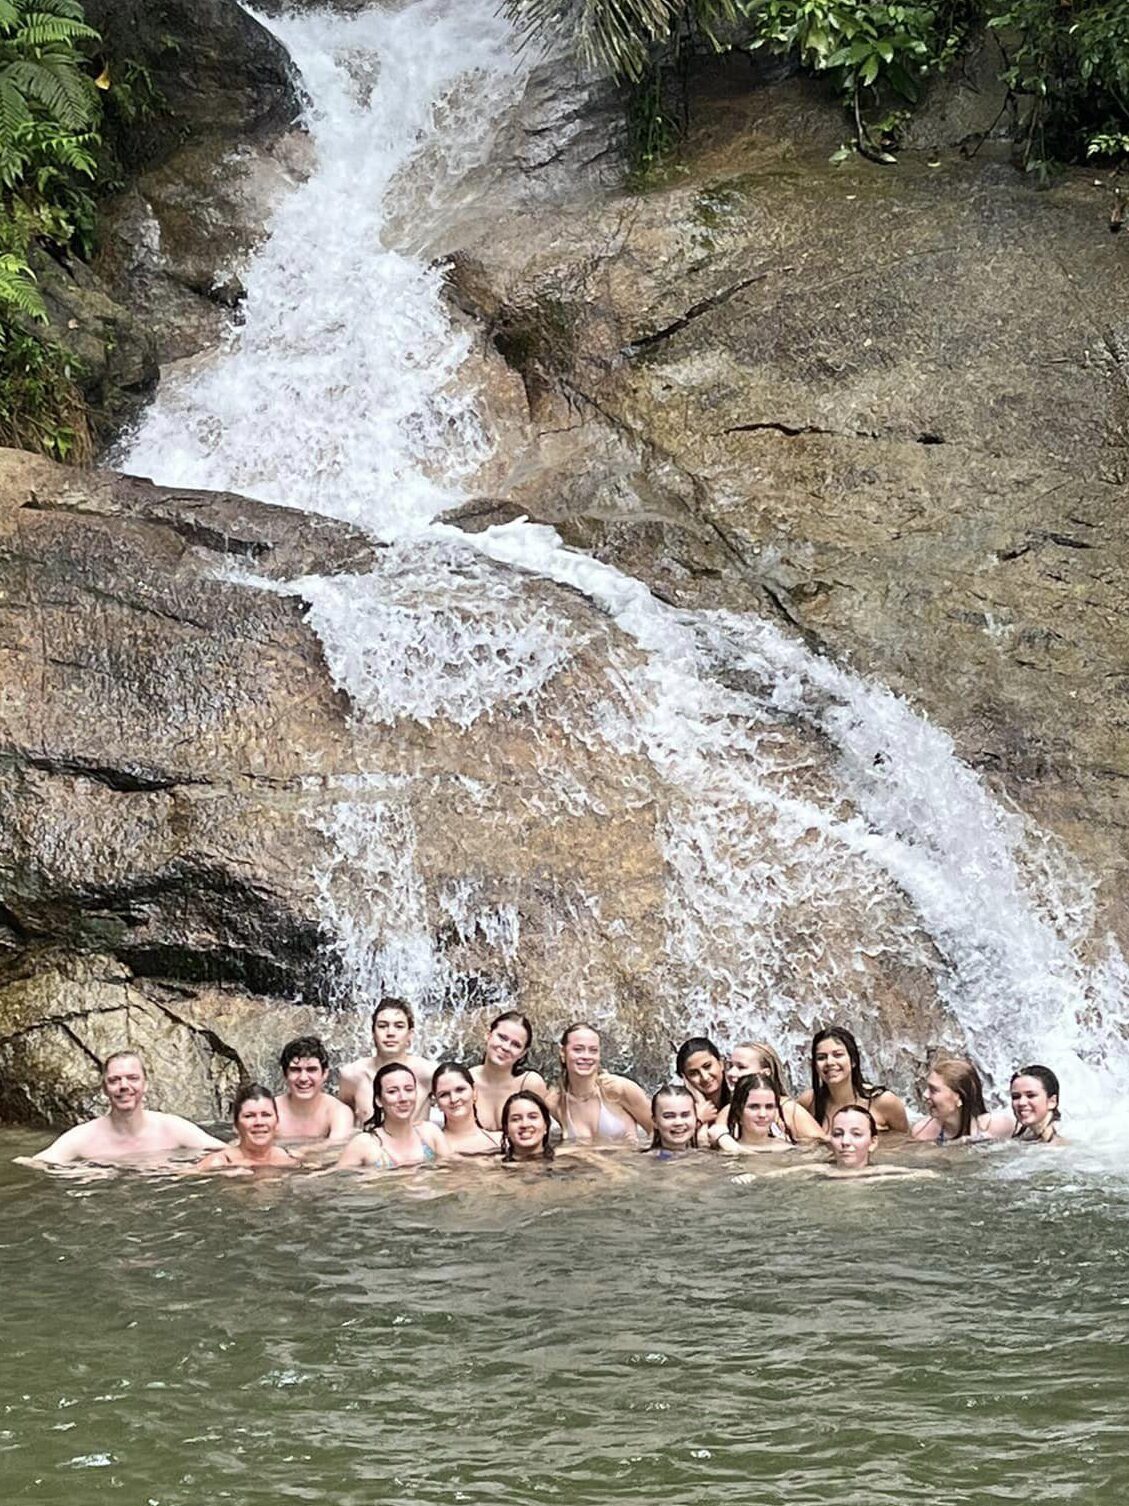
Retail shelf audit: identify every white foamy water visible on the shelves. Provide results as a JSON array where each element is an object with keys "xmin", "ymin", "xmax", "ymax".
[{"xmin": 123, "ymin": 0, "xmax": 1127, "ymax": 1137}]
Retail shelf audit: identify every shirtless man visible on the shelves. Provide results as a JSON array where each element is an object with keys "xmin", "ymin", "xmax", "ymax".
[
  {"xmin": 23, "ymin": 1051, "xmax": 222, "ymax": 1166},
  {"xmin": 274, "ymin": 1035, "xmax": 354, "ymax": 1141},
  {"xmin": 338, "ymin": 998, "xmax": 436, "ymax": 1126}
]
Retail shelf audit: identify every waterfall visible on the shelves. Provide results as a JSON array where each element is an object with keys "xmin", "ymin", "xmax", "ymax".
[{"xmin": 122, "ymin": 0, "xmax": 1126, "ymax": 1128}]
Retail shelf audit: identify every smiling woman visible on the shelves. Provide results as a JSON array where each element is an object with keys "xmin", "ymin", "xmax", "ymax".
[
  {"xmin": 471, "ymin": 1012, "xmax": 549, "ymax": 1130},
  {"xmin": 798, "ymin": 1027, "xmax": 909, "ymax": 1134},
  {"xmin": 194, "ymin": 1084, "xmax": 298, "ymax": 1172}
]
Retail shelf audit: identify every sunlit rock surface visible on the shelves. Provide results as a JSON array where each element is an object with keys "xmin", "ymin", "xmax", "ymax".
[{"xmin": 448, "ymin": 60, "xmax": 1129, "ymax": 956}]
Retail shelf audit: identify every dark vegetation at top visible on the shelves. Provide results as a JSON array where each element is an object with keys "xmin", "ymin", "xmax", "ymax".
[{"xmin": 503, "ymin": 0, "xmax": 1129, "ymax": 175}]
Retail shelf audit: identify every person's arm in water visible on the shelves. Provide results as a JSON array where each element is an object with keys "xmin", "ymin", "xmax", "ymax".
[
  {"xmin": 22, "ymin": 1123, "xmax": 95, "ymax": 1166},
  {"xmin": 872, "ymin": 1090, "xmax": 910, "ymax": 1134},
  {"xmin": 325, "ymin": 1096, "xmax": 356, "ymax": 1142},
  {"xmin": 162, "ymin": 1114, "xmax": 224, "ymax": 1151},
  {"xmin": 334, "ymin": 1134, "xmax": 381, "ymax": 1170},
  {"xmin": 785, "ymin": 1100, "xmax": 825, "ymax": 1141}
]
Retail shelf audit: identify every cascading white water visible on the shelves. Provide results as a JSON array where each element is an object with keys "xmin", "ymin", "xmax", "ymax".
[{"xmin": 123, "ymin": 0, "xmax": 1127, "ymax": 1129}]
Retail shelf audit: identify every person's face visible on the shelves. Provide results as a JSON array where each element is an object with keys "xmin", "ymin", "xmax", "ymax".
[
  {"xmin": 925, "ymin": 1072, "xmax": 960, "ymax": 1122},
  {"xmin": 830, "ymin": 1111, "xmax": 876, "ymax": 1168},
  {"xmin": 486, "ymin": 1020, "xmax": 529, "ymax": 1071},
  {"xmin": 741, "ymin": 1088, "xmax": 780, "ymax": 1138},
  {"xmin": 506, "ymin": 1100, "xmax": 547, "ymax": 1154},
  {"xmin": 815, "ymin": 1037, "xmax": 852, "ymax": 1088},
  {"xmin": 236, "ymin": 1096, "xmax": 278, "ymax": 1148},
  {"xmin": 103, "ymin": 1056, "xmax": 146, "ymax": 1112},
  {"xmin": 683, "ymin": 1050, "xmax": 723, "ymax": 1100},
  {"xmin": 373, "ymin": 1009, "xmax": 411, "ymax": 1056},
  {"xmin": 725, "ymin": 1047, "xmax": 766, "ymax": 1092},
  {"xmin": 379, "ymin": 1070, "xmax": 417, "ymax": 1121},
  {"xmin": 562, "ymin": 1028, "xmax": 600, "ymax": 1079},
  {"xmin": 285, "ymin": 1057, "xmax": 328, "ymax": 1100},
  {"xmin": 434, "ymin": 1074, "xmax": 474, "ymax": 1124},
  {"xmin": 655, "ymin": 1096, "xmax": 697, "ymax": 1148},
  {"xmin": 1011, "ymin": 1075, "xmax": 1055, "ymax": 1128}
]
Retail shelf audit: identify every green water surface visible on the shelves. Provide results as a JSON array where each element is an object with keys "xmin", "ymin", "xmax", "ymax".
[{"xmin": 2, "ymin": 1132, "xmax": 1127, "ymax": 1505}]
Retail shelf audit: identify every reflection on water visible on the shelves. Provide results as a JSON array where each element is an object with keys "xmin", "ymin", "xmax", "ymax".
[{"xmin": 4, "ymin": 1132, "xmax": 1128, "ymax": 1505}]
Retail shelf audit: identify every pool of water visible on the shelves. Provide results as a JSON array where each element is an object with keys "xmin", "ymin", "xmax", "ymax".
[{"xmin": 4, "ymin": 1132, "xmax": 1127, "ymax": 1505}]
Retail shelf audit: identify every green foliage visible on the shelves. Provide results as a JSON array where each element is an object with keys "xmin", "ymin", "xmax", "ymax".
[
  {"xmin": 503, "ymin": 0, "xmax": 740, "ymax": 83},
  {"xmin": 0, "ymin": 0, "xmax": 99, "ymax": 185},
  {"xmin": 0, "ymin": 322, "xmax": 90, "ymax": 460},
  {"xmin": 988, "ymin": 0, "xmax": 1129, "ymax": 169}
]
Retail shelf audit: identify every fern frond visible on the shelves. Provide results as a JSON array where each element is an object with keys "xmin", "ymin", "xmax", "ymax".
[
  {"xmin": 0, "ymin": 252, "xmax": 45, "ymax": 320},
  {"xmin": 503, "ymin": 0, "xmax": 688, "ymax": 80}
]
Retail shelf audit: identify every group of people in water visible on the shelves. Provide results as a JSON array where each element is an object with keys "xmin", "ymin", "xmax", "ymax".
[{"xmin": 22, "ymin": 997, "xmax": 1065, "ymax": 1179}]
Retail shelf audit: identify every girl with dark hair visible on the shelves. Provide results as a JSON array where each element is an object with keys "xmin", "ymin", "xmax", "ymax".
[
  {"xmin": 710, "ymin": 1073, "xmax": 795, "ymax": 1153},
  {"xmin": 549, "ymin": 1022, "xmax": 652, "ymax": 1144},
  {"xmin": 431, "ymin": 1063, "xmax": 501, "ymax": 1156},
  {"xmin": 797, "ymin": 1026, "xmax": 909, "ymax": 1134},
  {"xmin": 649, "ymin": 1084, "xmax": 705, "ymax": 1154},
  {"xmin": 471, "ymin": 1011, "xmax": 549, "ymax": 1130},
  {"xmin": 500, "ymin": 1090, "xmax": 555, "ymax": 1162},
  {"xmin": 724, "ymin": 1041, "xmax": 825, "ymax": 1141},
  {"xmin": 675, "ymin": 1036, "xmax": 729, "ymax": 1129},
  {"xmin": 335, "ymin": 1063, "xmax": 450, "ymax": 1169},
  {"xmin": 912, "ymin": 1057, "xmax": 1012, "ymax": 1144},
  {"xmin": 1010, "ymin": 1065, "xmax": 1063, "ymax": 1144},
  {"xmin": 195, "ymin": 1083, "xmax": 298, "ymax": 1171}
]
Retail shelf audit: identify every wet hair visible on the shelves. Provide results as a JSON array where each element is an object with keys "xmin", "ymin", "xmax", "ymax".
[
  {"xmin": 831, "ymin": 1103, "xmax": 878, "ymax": 1139},
  {"xmin": 371, "ymin": 997, "xmax": 414, "ymax": 1031},
  {"xmin": 1010, "ymin": 1064, "xmax": 1061, "ymax": 1136},
  {"xmin": 727, "ymin": 1073, "xmax": 795, "ymax": 1143},
  {"xmin": 363, "ymin": 1062, "xmax": 418, "ymax": 1132},
  {"xmin": 731, "ymin": 1041, "xmax": 792, "ymax": 1098},
  {"xmin": 232, "ymin": 1081, "xmax": 277, "ymax": 1123},
  {"xmin": 430, "ymin": 1061, "xmax": 487, "ymax": 1131},
  {"xmin": 487, "ymin": 1010, "xmax": 534, "ymax": 1075},
  {"xmin": 101, "ymin": 1049, "xmax": 146, "ymax": 1078},
  {"xmin": 649, "ymin": 1083, "xmax": 698, "ymax": 1150},
  {"xmin": 500, "ymin": 1089, "xmax": 555, "ymax": 1161},
  {"xmin": 280, "ymin": 1035, "xmax": 329, "ymax": 1073},
  {"xmin": 675, "ymin": 1036, "xmax": 730, "ymax": 1109},
  {"xmin": 928, "ymin": 1056, "xmax": 988, "ymax": 1140},
  {"xmin": 810, "ymin": 1027, "xmax": 882, "ymax": 1127}
]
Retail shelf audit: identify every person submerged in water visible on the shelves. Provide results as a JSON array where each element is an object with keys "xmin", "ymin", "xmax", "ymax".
[
  {"xmin": 912, "ymin": 1057, "xmax": 1012, "ymax": 1145},
  {"xmin": 1010, "ymin": 1064, "xmax": 1063, "ymax": 1145},
  {"xmin": 500, "ymin": 1090, "xmax": 556, "ymax": 1164},
  {"xmin": 649, "ymin": 1083, "xmax": 706, "ymax": 1155},
  {"xmin": 710, "ymin": 1073, "xmax": 796, "ymax": 1153},
  {"xmin": 338, "ymin": 998, "xmax": 437, "ymax": 1128},
  {"xmin": 724, "ymin": 1042, "xmax": 824, "ymax": 1141},
  {"xmin": 797, "ymin": 1027, "xmax": 909, "ymax": 1134},
  {"xmin": 431, "ymin": 1062, "xmax": 501, "ymax": 1156},
  {"xmin": 273, "ymin": 1036, "xmax": 354, "ymax": 1142},
  {"xmin": 194, "ymin": 1083, "xmax": 299, "ymax": 1172},
  {"xmin": 335, "ymin": 1063, "xmax": 450, "ymax": 1170},
  {"xmin": 22, "ymin": 1051, "xmax": 222, "ymax": 1168},
  {"xmin": 470, "ymin": 1011, "xmax": 549, "ymax": 1131},
  {"xmin": 548, "ymin": 1022, "xmax": 652, "ymax": 1145},
  {"xmin": 732, "ymin": 1105, "xmax": 935, "ymax": 1185}
]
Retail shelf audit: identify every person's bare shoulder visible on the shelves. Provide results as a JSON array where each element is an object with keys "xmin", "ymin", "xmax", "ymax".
[
  {"xmin": 151, "ymin": 1112, "xmax": 223, "ymax": 1150},
  {"xmin": 325, "ymin": 1095, "xmax": 355, "ymax": 1140},
  {"xmin": 28, "ymin": 1120, "xmax": 102, "ymax": 1165}
]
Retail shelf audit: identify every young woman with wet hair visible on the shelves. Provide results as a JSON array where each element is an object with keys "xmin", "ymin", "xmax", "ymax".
[
  {"xmin": 649, "ymin": 1084, "xmax": 706, "ymax": 1155},
  {"xmin": 335, "ymin": 1063, "xmax": 450, "ymax": 1169},
  {"xmin": 733, "ymin": 1104, "xmax": 934, "ymax": 1184},
  {"xmin": 500, "ymin": 1090, "xmax": 556, "ymax": 1162},
  {"xmin": 724, "ymin": 1040, "xmax": 825, "ymax": 1141},
  {"xmin": 710, "ymin": 1073, "xmax": 795, "ymax": 1153},
  {"xmin": 195, "ymin": 1083, "xmax": 299, "ymax": 1171},
  {"xmin": 797, "ymin": 1026, "xmax": 909, "ymax": 1134},
  {"xmin": 548, "ymin": 1022, "xmax": 652, "ymax": 1145},
  {"xmin": 1010, "ymin": 1064, "xmax": 1063, "ymax": 1144},
  {"xmin": 912, "ymin": 1057, "xmax": 1012, "ymax": 1144},
  {"xmin": 431, "ymin": 1062, "xmax": 501, "ymax": 1156},
  {"xmin": 471, "ymin": 1011, "xmax": 549, "ymax": 1131},
  {"xmin": 675, "ymin": 1036, "xmax": 729, "ymax": 1130}
]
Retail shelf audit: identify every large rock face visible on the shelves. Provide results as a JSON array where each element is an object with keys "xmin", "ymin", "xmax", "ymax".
[
  {"xmin": 446, "ymin": 58, "xmax": 1129, "ymax": 956},
  {"xmin": 0, "ymin": 449, "xmax": 951, "ymax": 1122}
]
